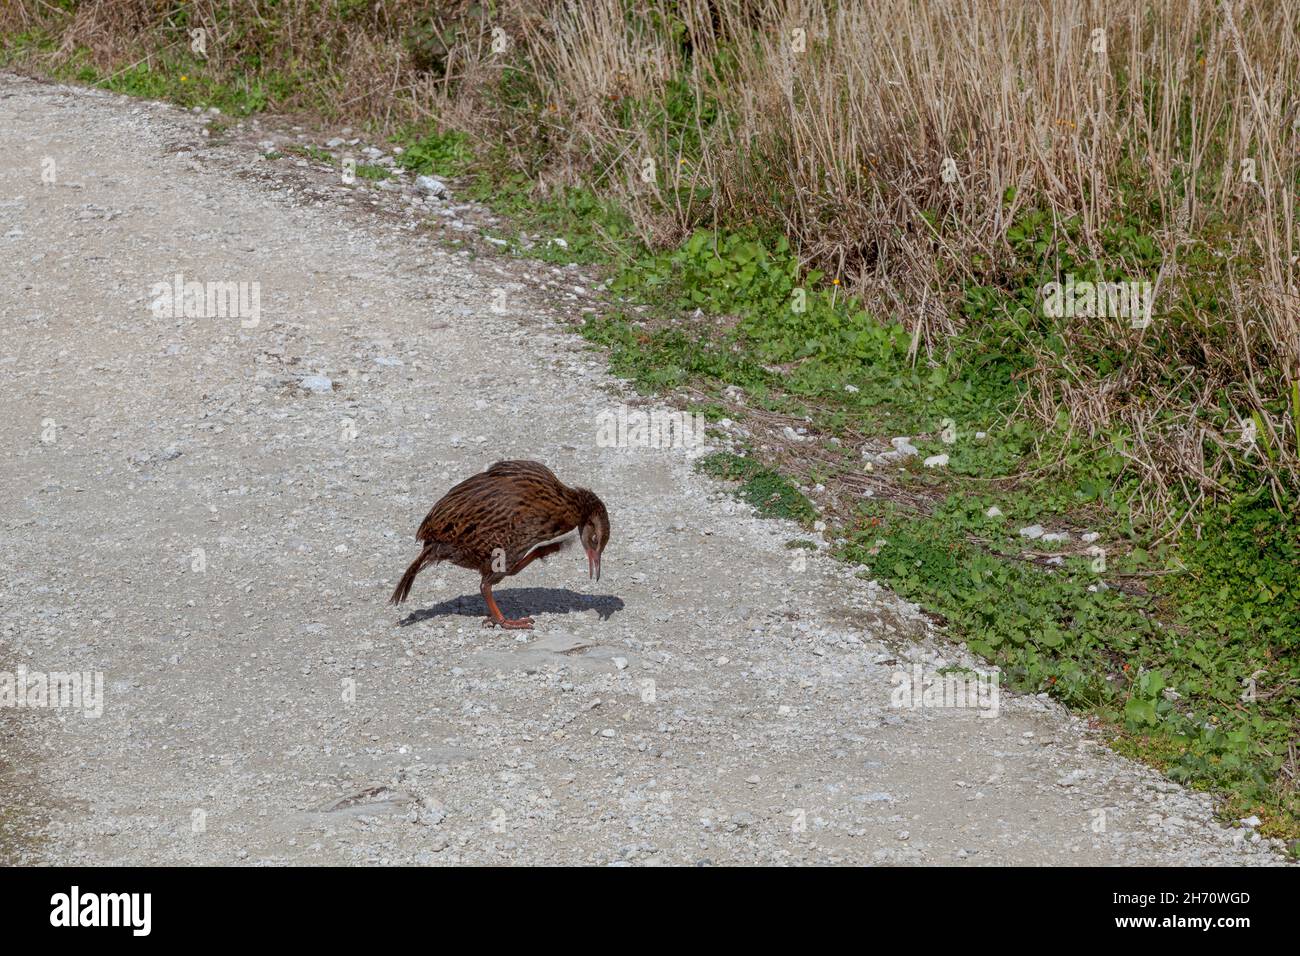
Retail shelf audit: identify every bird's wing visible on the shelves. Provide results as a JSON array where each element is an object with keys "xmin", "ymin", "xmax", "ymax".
[
  {"xmin": 414, "ymin": 462, "xmax": 578, "ymax": 559},
  {"xmin": 414, "ymin": 470, "xmax": 508, "ymax": 543},
  {"xmin": 484, "ymin": 460, "xmax": 560, "ymax": 483}
]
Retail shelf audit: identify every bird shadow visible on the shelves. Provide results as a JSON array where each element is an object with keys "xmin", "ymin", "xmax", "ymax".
[{"xmin": 396, "ymin": 587, "xmax": 624, "ymax": 627}]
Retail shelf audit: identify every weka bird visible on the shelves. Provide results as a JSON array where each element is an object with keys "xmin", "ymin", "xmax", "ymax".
[{"xmin": 389, "ymin": 460, "xmax": 610, "ymax": 629}]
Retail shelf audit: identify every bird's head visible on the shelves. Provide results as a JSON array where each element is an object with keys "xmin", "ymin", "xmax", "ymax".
[{"xmin": 576, "ymin": 491, "xmax": 610, "ymax": 581}]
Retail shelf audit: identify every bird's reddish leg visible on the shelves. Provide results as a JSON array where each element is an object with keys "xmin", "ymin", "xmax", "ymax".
[
  {"xmin": 477, "ymin": 542, "xmax": 564, "ymax": 629},
  {"xmin": 480, "ymin": 578, "xmax": 534, "ymax": 630}
]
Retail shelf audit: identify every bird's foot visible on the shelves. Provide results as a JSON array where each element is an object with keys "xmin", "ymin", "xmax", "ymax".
[{"xmin": 482, "ymin": 616, "xmax": 535, "ymax": 630}]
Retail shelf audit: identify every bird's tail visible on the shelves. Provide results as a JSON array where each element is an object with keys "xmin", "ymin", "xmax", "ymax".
[{"xmin": 390, "ymin": 543, "xmax": 442, "ymax": 605}]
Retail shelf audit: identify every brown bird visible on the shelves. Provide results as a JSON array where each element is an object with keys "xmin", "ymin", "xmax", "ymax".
[{"xmin": 389, "ymin": 460, "xmax": 611, "ymax": 629}]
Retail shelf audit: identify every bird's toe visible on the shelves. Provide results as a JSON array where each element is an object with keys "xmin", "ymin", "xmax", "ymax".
[{"xmin": 482, "ymin": 616, "xmax": 535, "ymax": 630}]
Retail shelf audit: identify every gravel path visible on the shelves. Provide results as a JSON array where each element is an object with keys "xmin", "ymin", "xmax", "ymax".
[{"xmin": 0, "ymin": 72, "xmax": 1285, "ymax": 866}]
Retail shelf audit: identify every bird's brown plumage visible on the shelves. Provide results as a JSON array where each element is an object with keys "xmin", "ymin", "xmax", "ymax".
[{"xmin": 389, "ymin": 460, "xmax": 610, "ymax": 628}]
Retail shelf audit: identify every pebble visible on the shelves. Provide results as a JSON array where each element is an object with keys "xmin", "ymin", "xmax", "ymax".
[{"xmin": 415, "ymin": 175, "xmax": 449, "ymax": 199}]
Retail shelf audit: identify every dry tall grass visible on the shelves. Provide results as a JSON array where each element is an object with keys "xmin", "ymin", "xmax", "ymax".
[
  {"xmin": 5, "ymin": 0, "xmax": 1298, "ymax": 514},
  {"xmin": 499, "ymin": 0, "xmax": 1300, "ymax": 514}
]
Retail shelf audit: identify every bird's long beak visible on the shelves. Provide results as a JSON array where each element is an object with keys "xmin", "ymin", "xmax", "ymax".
[{"xmin": 586, "ymin": 546, "xmax": 601, "ymax": 581}]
